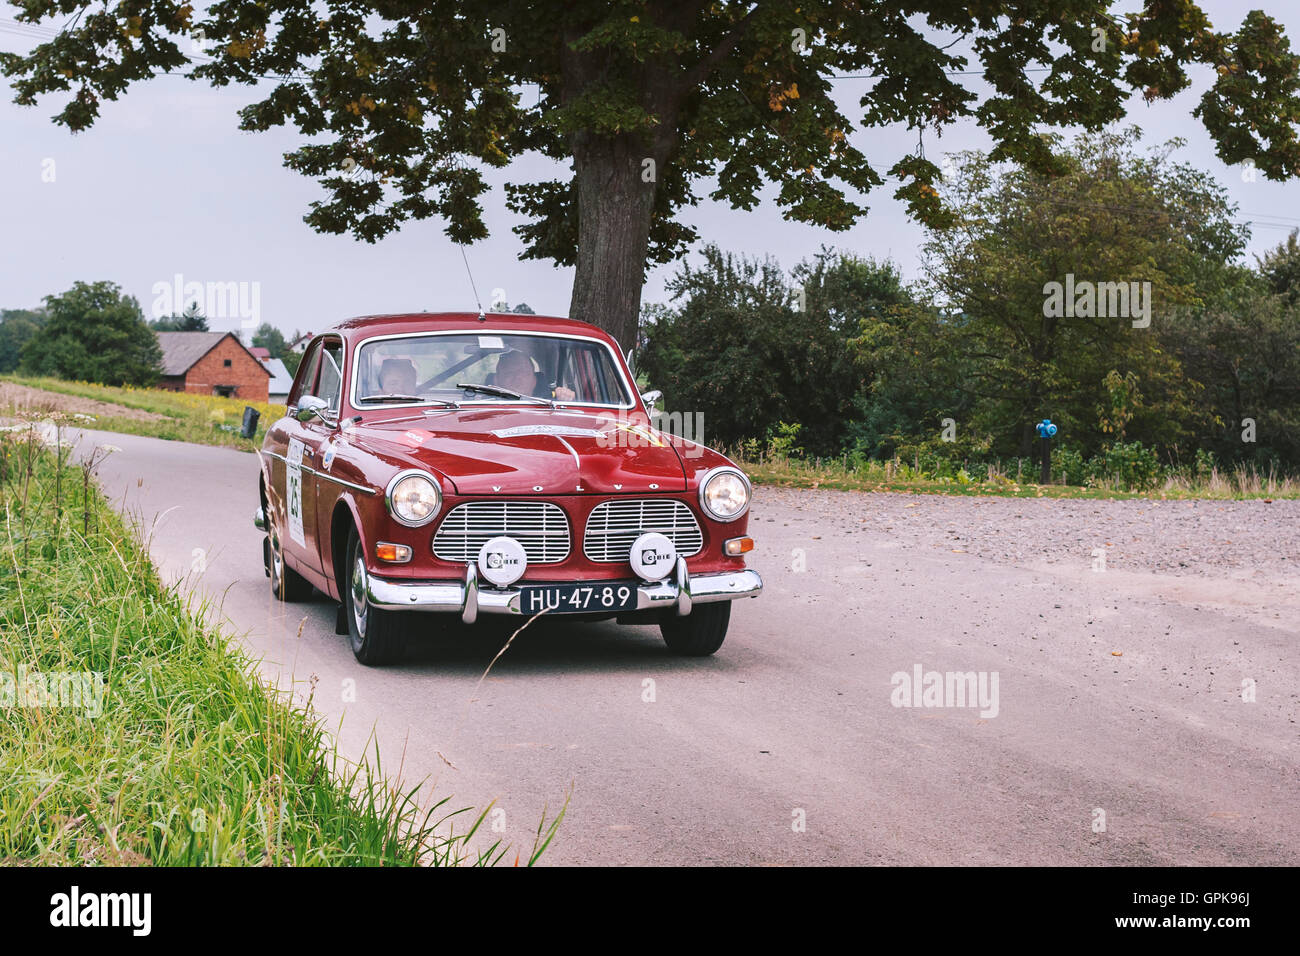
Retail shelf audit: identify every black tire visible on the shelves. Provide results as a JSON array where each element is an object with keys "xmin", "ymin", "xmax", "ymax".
[
  {"xmin": 268, "ymin": 522, "xmax": 313, "ymax": 602},
  {"xmin": 660, "ymin": 601, "xmax": 731, "ymax": 657},
  {"xmin": 343, "ymin": 526, "xmax": 406, "ymax": 666}
]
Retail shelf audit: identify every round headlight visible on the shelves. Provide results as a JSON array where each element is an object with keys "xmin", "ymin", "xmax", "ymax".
[
  {"xmin": 700, "ymin": 467, "xmax": 750, "ymax": 522},
  {"xmin": 386, "ymin": 471, "xmax": 442, "ymax": 527}
]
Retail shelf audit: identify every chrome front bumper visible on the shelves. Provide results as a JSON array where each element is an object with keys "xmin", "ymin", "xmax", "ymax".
[{"xmin": 365, "ymin": 557, "xmax": 762, "ymax": 624}]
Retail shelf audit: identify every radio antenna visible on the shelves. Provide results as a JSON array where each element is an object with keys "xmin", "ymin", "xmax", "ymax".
[{"xmin": 458, "ymin": 242, "xmax": 485, "ymax": 321}]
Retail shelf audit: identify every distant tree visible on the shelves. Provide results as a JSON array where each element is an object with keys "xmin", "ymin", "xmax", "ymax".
[
  {"xmin": 278, "ymin": 329, "xmax": 307, "ymax": 377},
  {"xmin": 1257, "ymin": 229, "xmax": 1300, "ymax": 305},
  {"xmin": 150, "ymin": 302, "xmax": 208, "ymax": 332},
  {"xmin": 21, "ymin": 282, "xmax": 161, "ymax": 386},
  {"xmin": 845, "ymin": 302, "xmax": 977, "ymax": 462},
  {"xmin": 0, "ymin": 307, "xmax": 47, "ymax": 373},
  {"xmin": 640, "ymin": 245, "xmax": 913, "ymax": 455},
  {"xmin": 892, "ymin": 129, "xmax": 1244, "ymax": 458},
  {"xmin": 252, "ymin": 322, "xmax": 288, "ymax": 358},
  {"xmin": 1165, "ymin": 265, "xmax": 1300, "ymax": 466},
  {"xmin": 510, "ymin": 303, "xmax": 536, "ymax": 315}
]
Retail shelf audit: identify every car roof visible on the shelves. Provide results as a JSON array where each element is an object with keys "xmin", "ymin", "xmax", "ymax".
[{"xmin": 324, "ymin": 312, "xmax": 616, "ymax": 344}]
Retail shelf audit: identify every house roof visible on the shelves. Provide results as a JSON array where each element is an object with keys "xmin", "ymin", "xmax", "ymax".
[
  {"xmin": 249, "ymin": 346, "xmax": 271, "ymax": 360},
  {"xmin": 261, "ymin": 358, "xmax": 294, "ymax": 397},
  {"xmin": 155, "ymin": 331, "xmax": 271, "ymax": 378}
]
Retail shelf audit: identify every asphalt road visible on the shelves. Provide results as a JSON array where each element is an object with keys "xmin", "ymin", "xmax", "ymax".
[{"xmin": 75, "ymin": 428, "xmax": 1300, "ymax": 865}]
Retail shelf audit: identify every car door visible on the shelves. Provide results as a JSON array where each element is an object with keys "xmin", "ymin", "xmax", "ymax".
[
  {"xmin": 279, "ymin": 338, "xmax": 341, "ymax": 574},
  {"xmin": 300, "ymin": 337, "xmax": 346, "ymax": 570}
]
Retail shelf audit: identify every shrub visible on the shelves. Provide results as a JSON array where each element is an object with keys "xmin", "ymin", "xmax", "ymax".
[
  {"xmin": 1052, "ymin": 445, "xmax": 1088, "ymax": 486},
  {"xmin": 1086, "ymin": 440, "xmax": 1164, "ymax": 490}
]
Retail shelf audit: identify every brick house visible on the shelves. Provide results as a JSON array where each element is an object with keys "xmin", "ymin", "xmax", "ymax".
[{"xmin": 155, "ymin": 332, "xmax": 271, "ymax": 401}]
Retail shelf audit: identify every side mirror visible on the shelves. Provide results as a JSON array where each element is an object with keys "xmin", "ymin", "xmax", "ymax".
[
  {"xmin": 640, "ymin": 389, "xmax": 662, "ymax": 416},
  {"xmin": 295, "ymin": 395, "xmax": 330, "ymax": 423}
]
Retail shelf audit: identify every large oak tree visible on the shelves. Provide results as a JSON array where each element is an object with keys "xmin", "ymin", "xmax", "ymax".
[{"xmin": 5, "ymin": 1, "xmax": 1299, "ymax": 349}]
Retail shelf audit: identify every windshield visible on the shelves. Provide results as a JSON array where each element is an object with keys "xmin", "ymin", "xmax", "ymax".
[{"xmin": 353, "ymin": 332, "xmax": 631, "ymax": 407}]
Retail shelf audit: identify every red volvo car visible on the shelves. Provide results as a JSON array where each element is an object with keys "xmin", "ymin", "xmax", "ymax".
[{"xmin": 255, "ymin": 312, "xmax": 762, "ymax": 665}]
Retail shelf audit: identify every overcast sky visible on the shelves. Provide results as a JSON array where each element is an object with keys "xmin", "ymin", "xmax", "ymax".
[{"xmin": 2, "ymin": 1, "xmax": 1298, "ymax": 340}]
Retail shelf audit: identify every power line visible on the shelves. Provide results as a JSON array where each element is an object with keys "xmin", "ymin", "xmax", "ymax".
[{"xmin": 1244, "ymin": 212, "xmax": 1300, "ymax": 224}]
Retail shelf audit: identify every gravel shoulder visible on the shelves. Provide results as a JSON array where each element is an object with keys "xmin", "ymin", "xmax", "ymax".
[
  {"xmin": 756, "ymin": 487, "xmax": 1300, "ymax": 577},
  {"xmin": 0, "ymin": 381, "xmax": 164, "ymax": 422}
]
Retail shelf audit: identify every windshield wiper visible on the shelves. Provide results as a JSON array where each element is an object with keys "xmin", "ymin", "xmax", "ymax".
[
  {"xmin": 361, "ymin": 394, "xmax": 460, "ymax": 407},
  {"xmin": 455, "ymin": 383, "xmax": 554, "ymax": 407}
]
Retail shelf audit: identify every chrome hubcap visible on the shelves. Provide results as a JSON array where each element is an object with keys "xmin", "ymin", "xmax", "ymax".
[
  {"xmin": 270, "ymin": 531, "xmax": 283, "ymax": 587},
  {"xmin": 351, "ymin": 552, "xmax": 369, "ymax": 637}
]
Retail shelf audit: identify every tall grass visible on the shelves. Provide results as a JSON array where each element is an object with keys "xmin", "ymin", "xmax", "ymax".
[
  {"xmin": 733, "ymin": 447, "xmax": 1299, "ymax": 500},
  {"xmin": 0, "ymin": 424, "xmax": 562, "ymax": 865}
]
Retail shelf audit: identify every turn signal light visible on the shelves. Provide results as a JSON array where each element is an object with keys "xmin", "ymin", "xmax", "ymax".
[
  {"xmin": 376, "ymin": 541, "xmax": 413, "ymax": 563},
  {"xmin": 723, "ymin": 536, "xmax": 753, "ymax": 556}
]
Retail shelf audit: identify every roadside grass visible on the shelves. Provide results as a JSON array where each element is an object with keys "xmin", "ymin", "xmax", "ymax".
[
  {"xmin": 734, "ymin": 450, "xmax": 1300, "ymax": 500},
  {"xmin": 1, "ymin": 374, "xmax": 280, "ymax": 450},
  {"xmin": 0, "ymin": 425, "xmax": 562, "ymax": 865}
]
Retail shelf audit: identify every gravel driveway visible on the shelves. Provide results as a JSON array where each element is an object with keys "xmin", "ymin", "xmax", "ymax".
[{"xmin": 756, "ymin": 488, "xmax": 1300, "ymax": 577}]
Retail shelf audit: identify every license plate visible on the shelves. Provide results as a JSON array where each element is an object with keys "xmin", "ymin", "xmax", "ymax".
[{"xmin": 518, "ymin": 582, "xmax": 638, "ymax": 615}]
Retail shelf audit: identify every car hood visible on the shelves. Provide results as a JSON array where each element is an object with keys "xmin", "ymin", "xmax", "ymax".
[{"xmin": 346, "ymin": 406, "xmax": 687, "ymax": 495}]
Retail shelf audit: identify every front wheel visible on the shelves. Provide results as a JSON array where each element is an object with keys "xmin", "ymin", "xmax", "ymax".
[
  {"xmin": 343, "ymin": 526, "xmax": 406, "ymax": 666},
  {"xmin": 660, "ymin": 602, "xmax": 731, "ymax": 657}
]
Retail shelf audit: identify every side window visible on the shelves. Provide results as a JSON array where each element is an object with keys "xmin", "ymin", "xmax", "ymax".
[
  {"xmin": 317, "ymin": 340, "xmax": 344, "ymax": 414},
  {"xmin": 289, "ymin": 342, "xmax": 322, "ymax": 408}
]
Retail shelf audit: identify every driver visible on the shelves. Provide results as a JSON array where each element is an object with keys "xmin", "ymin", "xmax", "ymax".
[
  {"xmin": 377, "ymin": 358, "xmax": 418, "ymax": 396},
  {"xmin": 495, "ymin": 350, "xmax": 576, "ymax": 401}
]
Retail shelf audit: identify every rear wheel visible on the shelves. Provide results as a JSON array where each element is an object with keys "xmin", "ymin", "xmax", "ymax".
[
  {"xmin": 344, "ymin": 526, "xmax": 406, "ymax": 666},
  {"xmin": 268, "ymin": 520, "xmax": 313, "ymax": 602},
  {"xmin": 660, "ymin": 602, "xmax": 731, "ymax": 657}
]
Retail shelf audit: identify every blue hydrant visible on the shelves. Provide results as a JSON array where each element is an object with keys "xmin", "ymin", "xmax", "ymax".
[{"xmin": 1035, "ymin": 419, "xmax": 1056, "ymax": 482}]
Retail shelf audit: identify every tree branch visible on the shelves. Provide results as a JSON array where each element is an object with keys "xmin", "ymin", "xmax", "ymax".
[{"xmin": 678, "ymin": 3, "xmax": 760, "ymax": 94}]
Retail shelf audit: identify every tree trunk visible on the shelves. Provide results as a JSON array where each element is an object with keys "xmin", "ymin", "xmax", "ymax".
[
  {"xmin": 561, "ymin": 0, "xmax": 751, "ymax": 354},
  {"xmin": 568, "ymin": 134, "xmax": 659, "ymax": 355},
  {"xmin": 561, "ymin": 9, "xmax": 691, "ymax": 356}
]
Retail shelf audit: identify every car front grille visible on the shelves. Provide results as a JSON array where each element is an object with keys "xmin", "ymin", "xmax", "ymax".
[
  {"xmin": 433, "ymin": 501, "xmax": 571, "ymax": 564},
  {"xmin": 584, "ymin": 499, "xmax": 704, "ymax": 563}
]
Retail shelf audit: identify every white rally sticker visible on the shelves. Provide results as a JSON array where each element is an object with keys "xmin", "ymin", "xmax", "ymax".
[
  {"xmin": 490, "ymin": 424, "xmax": 604, "ymax": 439},
  {"xmin": 286, "ymin": 437, "xmax": 306, "ymax": 548}
]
